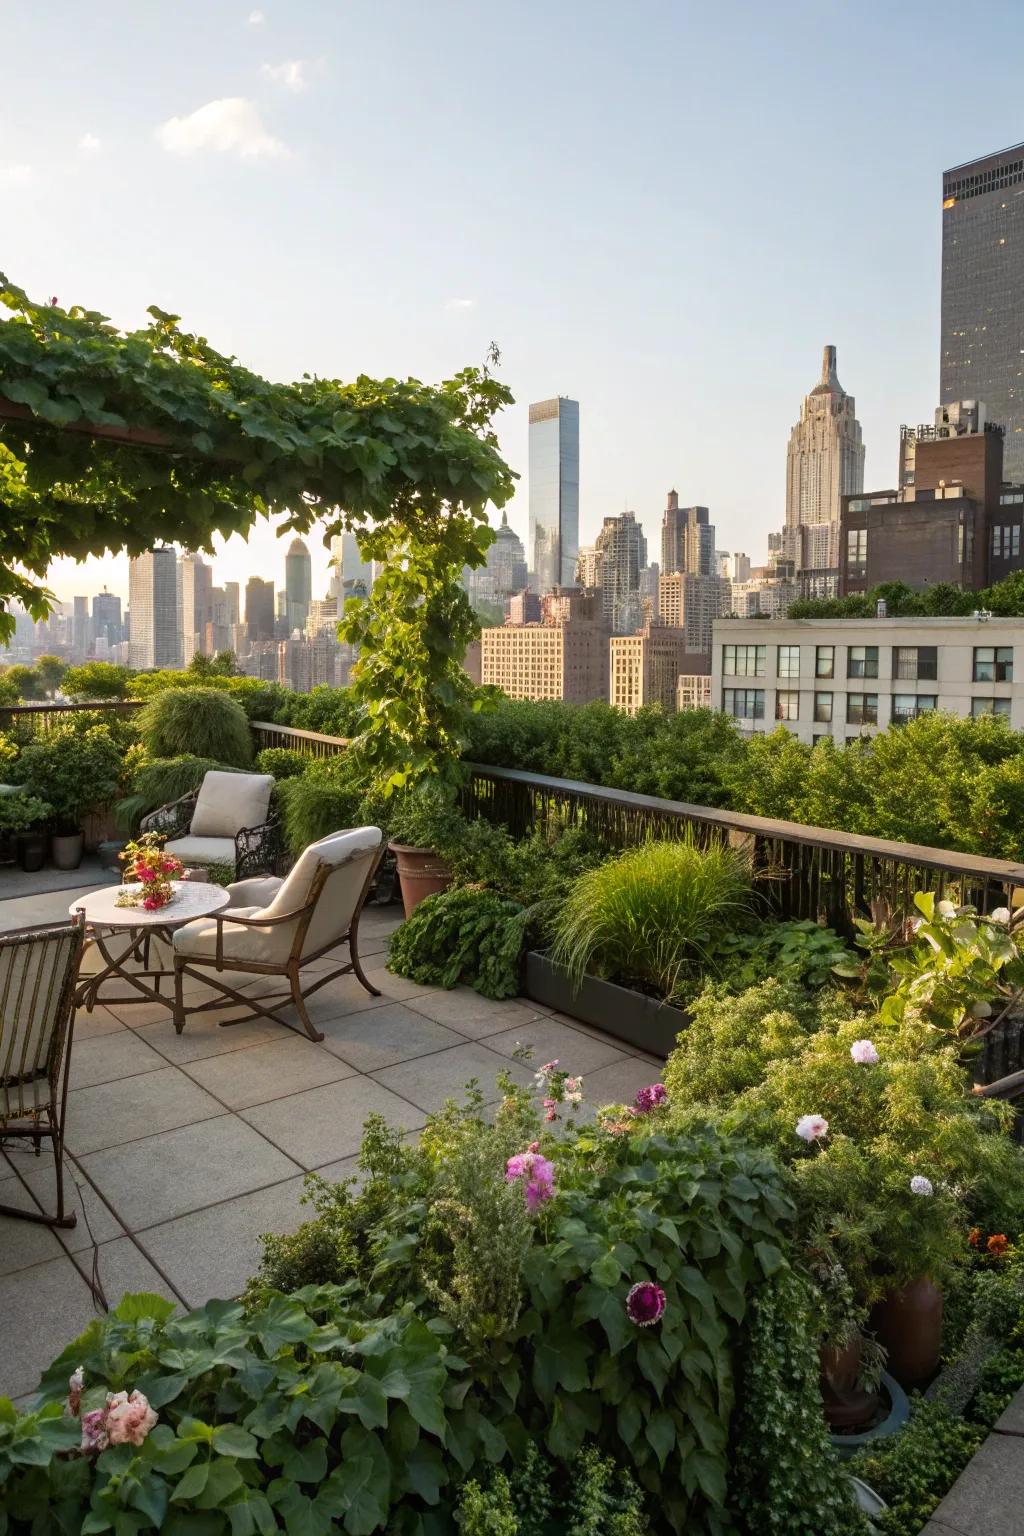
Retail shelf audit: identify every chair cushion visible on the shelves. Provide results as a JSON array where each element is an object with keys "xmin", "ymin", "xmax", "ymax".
[
  {"xmin": 190, "ymin": 772, "xmax": 273, "ymax": 839},
  {"xmin": 163, "ymin": 835, "xmax": 237, "ymax": 866},
  {"xmin": 225, "ymin": 875, "xmax": 282, "ymax": 907},
  {"xmin": 172, "ymin": 906, "xmax": 264, "ymax": 961}
]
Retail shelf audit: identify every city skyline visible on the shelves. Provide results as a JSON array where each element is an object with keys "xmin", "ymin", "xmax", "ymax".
[{"xmin": 10, "ymin": 3, "xmax": 1024, "ymax": 607}]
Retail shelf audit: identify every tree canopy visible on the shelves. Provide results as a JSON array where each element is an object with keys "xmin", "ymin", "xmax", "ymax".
[{"xmin": 0, "ymin": 277, "xmax": 516, "ymax": 633}]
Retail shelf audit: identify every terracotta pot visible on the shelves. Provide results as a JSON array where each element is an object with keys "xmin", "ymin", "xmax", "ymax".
[
  {"xmin": 51, "ymin": 831, "xmax": 85, "ymax": 871},
  {"xmin": 389, "ymin": 842, "xmax": 453, "ymax": 919},
  {"xmin": 871, "ymin": 1278, "xmax": 943, "ymax": 1388},
  {"xmin": 820, "ymin": 1334, "xmax": 882, "ymax": 1431}
]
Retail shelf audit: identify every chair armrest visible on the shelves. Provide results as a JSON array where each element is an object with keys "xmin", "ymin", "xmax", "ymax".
[
  {"xmin": 226, "ymin": 876, "xmax": 282, "ymax": 906},
  {"xmin": 234, "ymin": 815, "xmax": 281, "ymax": 881},
  {"xmin": 140, "ymin": 790, "xmax": 199, "ymax": 840}
]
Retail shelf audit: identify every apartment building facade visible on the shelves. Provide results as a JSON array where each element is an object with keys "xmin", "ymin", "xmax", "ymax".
[{"xmin": 712, "ymin": 615, "xmax": 1024, "ymax": 743}]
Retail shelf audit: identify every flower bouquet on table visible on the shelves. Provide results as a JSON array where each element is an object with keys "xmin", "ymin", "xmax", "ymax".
[{"xmin": 115, "ymin": 832, "xmax": 184, "ymax": 912}]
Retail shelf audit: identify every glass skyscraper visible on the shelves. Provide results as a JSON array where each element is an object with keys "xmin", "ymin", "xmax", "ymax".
[
  {"xmin": 528, "ymin": 397, "xmax": 579, "ymax": 591},
  {"xmin": 941, "ymin": 142, "xmax": 1024, "ymax": 480}
]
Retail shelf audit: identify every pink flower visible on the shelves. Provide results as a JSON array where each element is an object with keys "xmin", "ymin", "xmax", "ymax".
[
  {"xmin": 850, "ymin": 1039, "xmax": 879, "ymax": 1065},
  {"xmin": 506, "ymin": 1150, "xmax": 555, "ymax": 1211},
  {"xmin": 142, "ymin": 895, "xmax": 161, "ymax": 912},
  {"xmin": 795, "ymin": 1114, "xmax": 829, "ymax": 1143},
  {"xmin": 80, "ymin": 1408, "xmax": 108, "ymax": 1454},
  {"xmin": 136, "ymin": 865, "xmax": 156, "ymax": 884},
  {"xmin": 539, "ymin": 1061, "xmax": 558, "ymax": 1073},
  {"xmin": 626, "ymin": 1281, "xmax": 666, "ymax": 1326},
  {"xmin": 104, "ymin": 1390, "xmax": 158, "ymax": 1447},
  {"xmin": 65, "ymin": 1367, "xmax": 84, "ymax": 1417},
  {"xmin": 634, "ymin": 1084, "xmax": 668, "ymax": 1114}
]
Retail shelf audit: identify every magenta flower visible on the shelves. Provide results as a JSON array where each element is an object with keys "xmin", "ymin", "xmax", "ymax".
[
  {"xmin": 634, "ymin": 1084, "xmax": 668, "ymax": 1114},
  {"xmin": 506, "ymin": 1150, "xmax": 555, "ymax": 1211},
  {"xmin": 626, "ymin": 1281, "xmax": 666, "ymax": 1327}
]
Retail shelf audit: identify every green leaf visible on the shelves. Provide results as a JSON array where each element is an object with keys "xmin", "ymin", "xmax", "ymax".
[
  {"xmin": 404, "ymin": 1441, "xmax": 445, "ymax": 1505},
  {"xmin": 590, "ymin": 1251, "xmax": 621, "ymax": 1286},
  {"xmin": 172, "ymin": 1461, "xmax": 209, "ymax": 1502},
  {"xmin": 194, "ymin": 1457, "xmax": 245, "ymax": 1509},
  {"xmin": 533, "ymin": 1335, "xmax": 591, "ymax": 1397},
  {"xmin": 113, "ymin": 1293, "xmax": 177, "ymax": 1325},
  {"xmin": 212, "ymin": 1423, "xmax": 259, "ymax": 1459},
  {"xmin": 281, "ymin": 1438, "xmax": 328, "ymax": 1484},
  {"xmin": 3, "ymin": 378, "xmax": 48, "ymax": 410},
  {"xmin": 646, "ymin": 1409, "xmax": 676, "ymax": 1469},
  {"xmin": 321, "ymin": 1455, "xmax": 390, "ymax": 1536}
]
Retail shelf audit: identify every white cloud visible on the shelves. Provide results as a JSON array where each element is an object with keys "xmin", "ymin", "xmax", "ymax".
[
  {"xmin": 260, "ymin": 59, "xmax": 308, "ymax": 91},
  {"xmin": 78, "ymin": 133, "xmax": 101, "ymax": 154},
  {"xmin": 445, "ymin": 297, "xmax": 477, "ymax": 310},
  {"xmin": 156, "ymin": 98, "xmax": 286, "ymax": 159},
  {"xmin": 247, "ymin": 8, "xmax": 265, "ymax": 23},
  {"xmin": 0, "ymin": 164, "xmax": 33, "ymax": 186}
]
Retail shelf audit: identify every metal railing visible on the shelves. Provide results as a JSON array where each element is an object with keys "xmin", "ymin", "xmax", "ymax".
[
  {"xmin": 0, "ymin": 700, "xmax": 144, "ymax": 736},
  {"xmin": 248, "ymin": 719, "xmax": 1024, "ymax": 928}
]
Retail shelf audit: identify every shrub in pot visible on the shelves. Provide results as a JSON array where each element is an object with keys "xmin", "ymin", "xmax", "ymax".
[
  {"xmin": 14, "ymin": 725, "xmax": 123, "ymax": 870},
  {"xmin": 0, "ymin": 791, "xmax": 53, "ymax": 871},
  {"xmin": 383, "ymin": 788, "xmax": 467, "ymax": 917}
]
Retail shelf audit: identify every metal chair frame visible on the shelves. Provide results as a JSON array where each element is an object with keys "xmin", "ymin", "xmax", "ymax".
[
  {"xmin": 141, "ymin": 785, "xmax": 281, "ymax": 880},
  {"xmin": 0, "ymin": 914, "xmax": 85, "ymax": 1228},
  {"xmin": 171, "ymin": 846, "xmax": 385, "ymax": 1043}
]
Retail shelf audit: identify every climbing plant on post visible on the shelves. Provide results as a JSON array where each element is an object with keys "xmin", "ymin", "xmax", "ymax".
[{"xmin": 0, "ymin": 278, "xmax": 515, "ymax": 788}]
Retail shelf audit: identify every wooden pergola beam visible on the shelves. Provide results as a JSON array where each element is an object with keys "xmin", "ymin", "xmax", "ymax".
[{"xmin": 0, "ymin": 395, "xmax": 178, "ymax": 452}]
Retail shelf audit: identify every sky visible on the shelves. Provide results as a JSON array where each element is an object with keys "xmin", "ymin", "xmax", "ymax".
[{"xmin": 4, "ymin": 0, "xmax": 1024, "ymax": 606}]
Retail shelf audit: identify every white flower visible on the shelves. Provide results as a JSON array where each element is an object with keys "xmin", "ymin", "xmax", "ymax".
[
  {"xmin": 565, "ymin": 1092, "xmax": 582, "ymax": 1107},
  {"xmin": 850, "ymin": 1039, "xmax": 879, "ymax": 1065},
  {"xmin": 795, "ymin": 1114, "xmax": 829, "ymax": 1143},
  {"xmin": 990, "ymin": 907, "xmax": 1011, "ymax": 925},
  {"xmin": 937, "ymin": 899, "xmax": 957, "ymax": 918},
  {"xmin": 910, "ymin": 1175, "xmax": 934, "ymax": 1197}
]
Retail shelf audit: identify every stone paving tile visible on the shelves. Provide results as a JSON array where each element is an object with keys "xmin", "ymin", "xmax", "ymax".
[
  {"xmin": 132, "ymin": 1008, "xmax": 286, "ymax": 1065},
  {"xmin": 92, "ymin": 1234, "xmax": 182, "ymax": 1309},
  {"xmin": 139, "ymin": 1177, "xmax": 309, "ymax": 1308},
  {"xmin": 542, "ymin": 1010, "xmax": 667, "ymax": 1063},
  {"xmin": 0, "ymin": 1155, "xmax": 125, "ymax": 1257},
  {"xmin": 240, "ymin": 1076, "xmax": 426, "ymax": 1170},
  {"xmin": 996, "ymin": 1385, "xmax": 1024, "ymax": 1435},
  {"xmin": 928, "ymin": 1430, "xmax": 1024, "ymax": 1534},
  {"xmin": 405, "ymin": 988, "xmax": 546, "ymax": 1039},
  {"xmin": 360, "ymin": 966, "xmax": 442, "ymax": 1004},
  {"xmin": 483, "ymin": 1016, "xmax": 629, "ymax": 1076},
  {"xmin": 79, "ymin": 1115, "xmax": 301, "ymax": 1231},
  {"xmin": 288, "ymin": 975, "xmax": 408, "ymax": 1026},
  {"xmin": 72, "ymin": 1006, "xmax": 126, "ymax": 1041},
  {"xmin": 318, "ymin": 1004, "xmax": 465, "ymax": 1073},
  {"xmin": 65, "ymin": 1067, "xmax": 224, "ymax": 1155},
  {"xmin": 0, "ymin": 1253, "xmax": 105, "ymax": 1399},
  {"xmin": 0, "ymin": 1181, "xmax": 65, "ymax": 1274},
  {"xmin": 579, "ymin": 1056, "xmax": 665, "ymax": 1108},
  {"xmin": 182, "ymin": 1036, "xmax": 358, "ymax": 1110},
  {"xmin": 371, "ymin": 1040, "xmax": 535, "ymax": 1114},
  {"xmin": 68, "ymin": 1031, "xmax": 168, "ymax": 1090}
]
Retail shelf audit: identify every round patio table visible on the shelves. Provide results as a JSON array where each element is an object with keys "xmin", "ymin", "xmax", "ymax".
[{"xmin": 70, "ymin": 881, "xmax": 230, "ymax": 1014}]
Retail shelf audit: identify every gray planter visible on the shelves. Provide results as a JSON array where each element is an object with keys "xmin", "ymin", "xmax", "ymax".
[
  {"xmin": 51, "ymin": 831, "xmax": 84, "ymax": 871},
  {"xmin": 524, "ymin": 952, "xmax": 687, "ymax": 1057}
]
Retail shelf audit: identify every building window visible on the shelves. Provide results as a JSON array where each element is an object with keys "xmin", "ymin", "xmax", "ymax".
[
  {"xmin": 972, "ymin": 697, "xmax": 1012, "ymax": 719},
  {"xmin": 973, "ymin": 645, "xmax": 1013, "ymax": 683},
  {"xmin": 722, "ymin": 688, "xmax": 765, "ymax": 720},
  {"xmin": 892, "ymin": 693, "xmax": 938, "ymax": 725},
  {"xmin": 815, "ymin": 645, "xmax": 834, "ymax": 679},
  {"xmin": 847, "ymin": 693, "xmax": 878, "ymax": 726},
  {"xmin": 893, "ymin": 645, "xmax": 938, "ymax": 681},
  {"xmin": 777, "ymin": 644, "xmax": 800, "ymax": 679},
  {"xmin": 812, "ymin": 733, "xmax": 830, "ymax": 745},
  {"xmin": 992, "ymin": 525, "xmax": 1022, "ymax": 559},
  {"xmin": 813, "ymin": 691, "xmax": 833, "ymax": 723},
  {"xmin": 723, "ymin": 643, "xmax": 766, "ymax": 677},
  {"xmin": 846, "ymin": 528, "xmax": 868, "ymax": 577},
  {"xmin": 775, "ymin": 690, "xmax": 799, "ymax": 721},
  {"xmin": 848, "ymin": 645, "xmax": 879, "ymax": 679}
]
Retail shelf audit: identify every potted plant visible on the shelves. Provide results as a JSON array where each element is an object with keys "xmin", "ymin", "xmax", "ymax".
[
  {"xmin": 0, "ymin": 790, "xmax": 53, "ymax": 871},
  {"xmin": 535, "ymin": 837, "xmax": 755, "ymax": 1054},
  {"xmin": 384, "ymin": 790, "xmax": 465, "ymax": 918},
  {"xmin": 15, "ymin": 726, "xmax": 123, "ymax": 871}
]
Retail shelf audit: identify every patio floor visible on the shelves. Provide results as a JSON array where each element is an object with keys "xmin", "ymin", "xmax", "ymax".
[{"xmin": 0, "ymin": 881, "xmax": 662, "ymax": 1405}]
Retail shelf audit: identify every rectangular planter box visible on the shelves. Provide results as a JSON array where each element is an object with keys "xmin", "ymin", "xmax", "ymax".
[{"xmin": 524, "ymin": 951, "xmax": 688, "ymax": 1058}]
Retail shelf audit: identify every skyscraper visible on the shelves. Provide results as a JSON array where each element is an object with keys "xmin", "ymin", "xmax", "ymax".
[
  {"xmin": 528, "ymin": 397, "xmax": 579, "ymax": 591},
  {"xmin": 128, "ymin": 549, "xmax": 180, "ymax": 670},
  {"xmin": 328, "ymin": 531, "xmax": 373, "ymax": 602},
  {"xmin": 941, "ymin": 142, "xmax": 1024, "ymax": 480},
  {"xmin": 481, "ymin": 511, "xmax": 528, "ymax": 597},
  {"xmin": 72, "ymin": 596, "xmax": 90, "ymax": 660},
  {"xmin": 785, "ymin": 346, "xmax": 865, "ymax": 564},
  {"xmin": 179, "ymin": 552, "xmax": 213, "ymax": 662},
  {"xmin": 285, "ymin": 537, "xmax": 312, "ymax": 634},
  {"xmin": 594, "ymin": 511, "xmax": 647, "ymax": 632},
  {"xmin": 245, "ymin": 577, "xmax": 275, "ymax": 642},
  {"xmin": 92, "ymin": 589, "xmax": 122, "ymax": 650},
  {"xmin": 660, "ymin": 492, "xmax": 714, "ymax": 576}
]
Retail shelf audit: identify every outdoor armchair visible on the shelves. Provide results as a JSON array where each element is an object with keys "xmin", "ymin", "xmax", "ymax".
[
  {"xmin": 170, "ymin": 826, "xmax": 384, "ymax": 1042},
  {"xmin": 0, "ymin": 914, "xmax": 85, "ymax": 1228},
  {"xmin": 140, "ymin": 770, "xmax": 279, "ymax": 879}
]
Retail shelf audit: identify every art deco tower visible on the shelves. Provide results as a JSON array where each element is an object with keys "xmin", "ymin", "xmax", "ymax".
[{"xmin": 785, "ymin": 346, "xmax": 865, "ymax": 546}]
